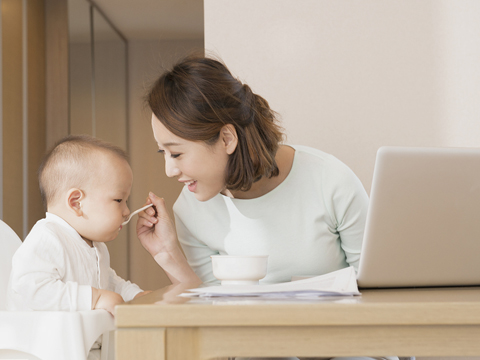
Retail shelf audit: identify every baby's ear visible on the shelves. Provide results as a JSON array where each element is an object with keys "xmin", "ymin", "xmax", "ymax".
[{"xmin": 67, "ymin": 188, "xmax": 84, "ymax": 216}]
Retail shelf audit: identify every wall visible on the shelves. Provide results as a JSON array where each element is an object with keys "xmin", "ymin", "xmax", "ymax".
[
  {"xmin": 1, "ymin": 0, "xmax": 46, "ymax": 238},
  {"xmin": 45, "ymin": 0, "xmax": 68, "ymax": 150},
  {"xmin": 204, "ymin": 0, "xmax": 480, "ymax": 194},
  {"xmin": 205, "ymin": 2, "xmax": 480, "ymax": 359},
  {"xmin": 127, "ymin": 39, "xmax": 204, "ymax": 290}
]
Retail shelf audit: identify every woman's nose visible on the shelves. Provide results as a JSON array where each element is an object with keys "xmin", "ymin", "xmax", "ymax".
[{"xmin": 165, "ymin": 159, "xmax": 181, "ymax": 178}]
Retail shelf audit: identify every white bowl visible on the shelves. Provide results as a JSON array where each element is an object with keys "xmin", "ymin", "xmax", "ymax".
[{"xmin": 211, "ymin": 255, "xmax": 268, "ymax": 285}]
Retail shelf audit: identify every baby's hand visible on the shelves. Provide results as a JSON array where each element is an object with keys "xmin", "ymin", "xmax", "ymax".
[
  {"xmin": 134, "ymin": 290, "xmax": 153, "ymax": 298},
  {"xmin": 92, "ymin": 288, "xmax": 124, "ymax": 316}
]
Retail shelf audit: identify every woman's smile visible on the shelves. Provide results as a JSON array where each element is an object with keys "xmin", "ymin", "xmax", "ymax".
[
  {"xmin": 185, "ymin": 180, "xmax": 197, "ymax": 192},
  {"xmin": 180, "ymin": 179, "xmax": 198, "ymax": 192}
]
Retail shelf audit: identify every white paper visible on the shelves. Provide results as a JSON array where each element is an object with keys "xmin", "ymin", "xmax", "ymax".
[{"xmin": 180, "ymin": 266, "xmax": 360, "ymax": 298}]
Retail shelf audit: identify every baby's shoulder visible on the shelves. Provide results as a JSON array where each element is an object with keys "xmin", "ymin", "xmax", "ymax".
[{"xmin": 20, "ymin": 219, "xmax": 67, "ymax": 253}]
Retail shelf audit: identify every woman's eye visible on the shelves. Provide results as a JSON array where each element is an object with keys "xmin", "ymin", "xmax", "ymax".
[
  {"xmin": 114, "ymin": 199, "xmax": 122, "ymax": 203},
  {"xmin": 157, "ymin": 149, "xmax": 180, "ymax": 158}
]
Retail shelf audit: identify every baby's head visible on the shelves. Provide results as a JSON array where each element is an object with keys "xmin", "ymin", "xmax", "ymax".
[{"xmin": 39, "ymin": 135, "xmax": 132, "ymax": 245}]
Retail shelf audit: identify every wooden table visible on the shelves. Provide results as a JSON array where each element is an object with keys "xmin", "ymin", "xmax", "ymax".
[{"xmin": 115, "ymin": 283, "xmax": 480, "ymax": 360}]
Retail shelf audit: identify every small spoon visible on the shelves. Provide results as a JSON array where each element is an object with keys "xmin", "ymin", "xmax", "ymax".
[{"xmin": 122, "ymin": 204, "xmax": 154, "ymax": 226}]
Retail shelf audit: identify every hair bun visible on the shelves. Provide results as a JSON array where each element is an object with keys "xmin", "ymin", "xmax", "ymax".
[{"xmin": 240, "ymin": 84, "xmax": 256, "ymax": 125}]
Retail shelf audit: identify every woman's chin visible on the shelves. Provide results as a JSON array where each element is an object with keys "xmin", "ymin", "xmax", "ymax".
[{"xmin": 193, "ymin": 191, "xmax": 217, "ymax": 202}]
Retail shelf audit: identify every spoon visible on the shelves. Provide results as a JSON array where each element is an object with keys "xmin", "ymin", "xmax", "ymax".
[{"xmin": 122, "ymin": 204, "xmax": 154, "ymax": 226}]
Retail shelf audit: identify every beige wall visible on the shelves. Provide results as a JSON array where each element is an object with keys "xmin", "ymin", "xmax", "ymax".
[
  {"xmin": 45, "ymin": 0, "xmax": 68, "ymax": 150},
  {"xmin": 26, "ymin": 0, "xmax": 46, "ymax": 234},
  {"xmin": 1, "ymin": 0, "xmax": 46, "ymax": 238},
  {"xmin": 205, "ymin": 2, "xmax": 480, "ymax": 359},
  {"xmin": 127, "ymin": 39, "xmax": 204, "ymax": 291},
  {"xmin": 1, "ymin": 0, "xmax": 23, "ymax": 234},
  {"xmin": 205, "ymin": 0, "xmax": 480, "ymax": 194}
]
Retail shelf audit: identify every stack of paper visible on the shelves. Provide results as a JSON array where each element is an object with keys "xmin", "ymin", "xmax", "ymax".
[{"xmin": 180, "ymin": 266, "xmax": 360, "ymax": 298}]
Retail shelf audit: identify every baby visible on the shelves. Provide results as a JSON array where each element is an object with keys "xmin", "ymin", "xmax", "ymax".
[{"xmin": 7, "ymin": 135, "xmax": 149, "ymax": 315}]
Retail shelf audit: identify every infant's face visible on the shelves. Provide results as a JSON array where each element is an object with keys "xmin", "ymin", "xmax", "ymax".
[{"xmin": 78, "ymin": 153, "xmax": 133, "ymax": 243}]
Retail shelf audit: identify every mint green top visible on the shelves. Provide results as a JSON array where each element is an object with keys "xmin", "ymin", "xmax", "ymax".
[{"xmin": 174, "ymin": 145, "xmax": 369, "ymax": 284}]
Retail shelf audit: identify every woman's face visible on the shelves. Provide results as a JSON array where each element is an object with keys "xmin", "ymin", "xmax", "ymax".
[{"xmin": 151, "ymin": 114, "xmax": 234, "ymax": 202}]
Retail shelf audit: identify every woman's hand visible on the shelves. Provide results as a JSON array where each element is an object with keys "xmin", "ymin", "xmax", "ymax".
[
  {"xmin": 136, "ymin": 192, "xmax": 201, "ymax": 285},
  {"xmin": 136, "ymin": 192, "xmax": 179, "ymax": 257}
]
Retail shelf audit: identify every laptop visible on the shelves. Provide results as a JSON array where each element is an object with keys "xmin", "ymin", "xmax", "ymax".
[{"xmin": 356, "ymin": 146, "xmax": 480, "ymax": 288}]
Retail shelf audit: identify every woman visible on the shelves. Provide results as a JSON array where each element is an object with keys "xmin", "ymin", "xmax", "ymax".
[
  {"xmin": 136, "ymin": 55, "xmax": 369, "ymax": 286},
  {"xmin": 136, "ymin": 55, "xmax": 399, "ymax": 360}
]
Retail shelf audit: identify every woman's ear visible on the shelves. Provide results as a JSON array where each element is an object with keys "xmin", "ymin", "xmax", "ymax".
[
  {"xmin": 221, "ymin": 124, "xmax": 238, "ymax": 155},
  {"xmin": 67, "ymin": 188, "xmax": 84, "ymax": 216}
]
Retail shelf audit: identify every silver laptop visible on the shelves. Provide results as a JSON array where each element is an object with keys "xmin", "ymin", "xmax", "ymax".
[{"xmin": 357, "ymin": 146, "xmax": 480, "ymax": 288}]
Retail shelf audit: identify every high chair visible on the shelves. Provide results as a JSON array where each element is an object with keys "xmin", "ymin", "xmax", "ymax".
[{"xmin": 0, "ymin": 220, "xmax": 115, "ymax": 360}]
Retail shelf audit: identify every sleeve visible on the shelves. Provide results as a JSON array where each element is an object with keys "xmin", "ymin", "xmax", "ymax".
[
  {"xmin": 108, "ymin": 268, "xmax": 143, "ymax": 302},
  {"xmin": 174, "ymin": 193, "xmax": 219, "ymax": 284},
  {"xmin": 8, "ymin": 231, "xmax": 92, "ymax": 311},
  {"xmin": 323, "ymin": 156, "xmax": 369, "ymax": 271}
]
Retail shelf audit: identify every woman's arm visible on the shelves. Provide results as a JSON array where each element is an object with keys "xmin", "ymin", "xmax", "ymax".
[
  {"xmin": 136, "ymin": 192, "xmax": 201, "ymax": 284},
  {"xmin": 174, "ymin": 206, "xmax": 220, "ymax": 285},
  {"xmin": 324, "ymin": 156, "xmax": 369, "ymax": 271}
]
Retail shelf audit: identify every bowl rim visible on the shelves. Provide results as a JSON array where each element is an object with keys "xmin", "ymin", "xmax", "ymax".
[{"xmin": 210, "ymin": 255, "xmax": 268, "ymax": 259}]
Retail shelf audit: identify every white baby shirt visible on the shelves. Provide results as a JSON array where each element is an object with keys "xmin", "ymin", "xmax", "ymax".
[{"xmin": 7, "ymin": 212, "xmax": 142, "ymax": 311}]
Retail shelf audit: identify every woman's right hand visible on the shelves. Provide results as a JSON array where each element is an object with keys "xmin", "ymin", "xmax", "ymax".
[
  {"xmin": 136, "ymin": 192, "xmax": 201, "ymax": 284},
  {"xmin": 136, "ymin": 192, "xmax": 179, "ymax": 257}
]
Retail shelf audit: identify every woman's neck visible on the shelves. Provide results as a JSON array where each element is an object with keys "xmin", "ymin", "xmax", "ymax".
[{"xmin": 229, "ymin": 145, "xmax": 295, "ymax": 200}]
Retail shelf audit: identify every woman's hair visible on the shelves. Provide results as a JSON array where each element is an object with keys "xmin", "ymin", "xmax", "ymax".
[
  {"xmin": 147, "ymin": 55, "xmax": 284, "ymax": 192},
  {"xmin": 38, "ymin": 134, "xmax": 128, "ymax": 210}
]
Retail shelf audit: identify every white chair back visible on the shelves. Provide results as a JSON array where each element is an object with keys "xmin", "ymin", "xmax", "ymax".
[
  {"xmin": 0, "ymin": 220, "xmax": 22, "ymax": 310},
  {"xmin": 0, "ymin": 219, "xmax": 115, "ymax": 360}
]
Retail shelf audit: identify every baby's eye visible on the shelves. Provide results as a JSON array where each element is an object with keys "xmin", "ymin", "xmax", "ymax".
[
  {"xmin": 171, "ymin": 154, "xmax": 181, "ymax": 159},
  {"xmin": 114, "ymin": 199, "xmax": 122, "ymax": 203},
  {"xmin": 157, "ymin": 149, "xmax": 165, "ymax": 154}
]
